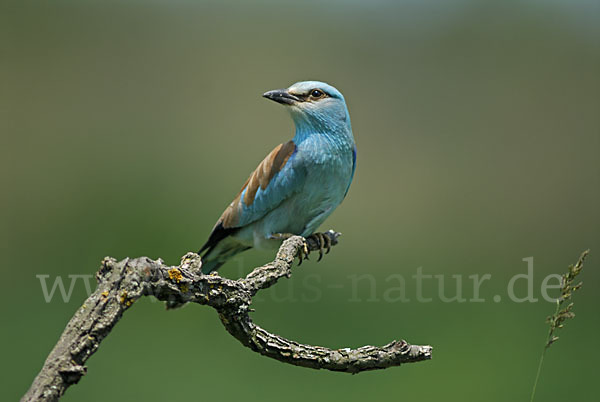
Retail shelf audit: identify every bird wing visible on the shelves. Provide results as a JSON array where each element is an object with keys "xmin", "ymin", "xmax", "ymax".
[
  {"xmin": 344, "ymin": 145, "xmax": 357, "ymax": 197},
  {"xmin": 199, "ymin": 140, "xmax": 303, "ymax": 254}
]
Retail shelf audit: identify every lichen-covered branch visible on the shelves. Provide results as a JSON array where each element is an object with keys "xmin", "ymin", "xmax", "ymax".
[{"xmin": 22, "ymin": 230, "xmax": 432, "ymax": 402}]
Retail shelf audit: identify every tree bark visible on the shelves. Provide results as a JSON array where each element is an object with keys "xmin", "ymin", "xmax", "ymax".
[{"xmin": 22, "ymin": 231, "xmax": 432, "ymax": 402}]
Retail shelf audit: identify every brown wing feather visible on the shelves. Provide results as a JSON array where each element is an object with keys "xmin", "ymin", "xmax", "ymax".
[
  {"xmin": 199, "ymin": 140, "xmax": 296, "ymax": 255},
  {"xmin": 241, "ymin": 141, "xmax": 295, "ymax": 207}
]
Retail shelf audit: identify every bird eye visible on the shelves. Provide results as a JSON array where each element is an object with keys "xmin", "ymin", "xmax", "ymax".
[{"xmin": 310, "ymin": 89, "xmax": 325, "ymax": 99}]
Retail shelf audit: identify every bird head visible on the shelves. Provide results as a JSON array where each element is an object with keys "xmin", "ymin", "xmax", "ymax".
[{"xmin": 263, "ymin": 81, "xmax": 351, "ymax": 134}]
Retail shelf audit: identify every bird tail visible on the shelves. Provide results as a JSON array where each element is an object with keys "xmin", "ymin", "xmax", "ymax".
[
  {"xmin": 199, "ymin": 236, "xmax": 251, "ymax": 274},
  {"xmin": 198, "ymin": 259, "xmax": 226, "ymax": 274}
]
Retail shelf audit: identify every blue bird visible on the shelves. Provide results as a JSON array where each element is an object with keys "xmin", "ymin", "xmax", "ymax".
[{"xmin": 199, "ymin": 81, "xmax": 356, "ymax": 273}]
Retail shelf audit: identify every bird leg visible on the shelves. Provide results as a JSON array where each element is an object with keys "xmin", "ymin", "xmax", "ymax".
[{"xmin": 268, "ymin": 232, "xmax": 295, "ymax": 241}]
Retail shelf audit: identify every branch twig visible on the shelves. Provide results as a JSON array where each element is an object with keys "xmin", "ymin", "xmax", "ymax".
[{"xmin": 22, "ymin": 231, "xmax": 432, "ymax": 402}]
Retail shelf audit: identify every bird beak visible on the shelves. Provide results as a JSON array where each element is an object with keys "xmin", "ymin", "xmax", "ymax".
[{"xmin": 262, "ymin": 89, "xmax": 301, "ymax": 105}]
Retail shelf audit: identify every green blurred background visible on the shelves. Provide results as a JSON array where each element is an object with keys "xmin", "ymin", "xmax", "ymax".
[{"xmin": 2, "ymin": 0, "xmax": 599, "ymax": 400}]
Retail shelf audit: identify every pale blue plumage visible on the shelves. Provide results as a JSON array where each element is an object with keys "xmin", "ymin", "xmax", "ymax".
[
  {"xmin": 236, "ymin": 150, "xmax": 305, "ymax": 228},
  {"xmin": 199, "ymin": 81, "xmax": 355, "ymax": 272}
]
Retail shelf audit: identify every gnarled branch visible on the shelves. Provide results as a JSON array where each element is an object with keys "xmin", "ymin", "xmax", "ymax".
[{"xmin": 22, "ymin": 231, "xmax": 432, "ymax": 402}]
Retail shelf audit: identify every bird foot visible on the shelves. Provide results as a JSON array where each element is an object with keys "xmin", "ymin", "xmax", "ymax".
[
  {"xmin": 269, "ymin": 232, "xmax": 331, "ymax": 265},
  {"xmin": 269, "ymin": 233, "xmax": 309, "ymax": 265},
  {"xmin": 305, "ymin": 232, "xmax": 332, "ymax": 262}
]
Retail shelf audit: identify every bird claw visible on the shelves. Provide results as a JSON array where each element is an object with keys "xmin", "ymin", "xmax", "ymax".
[
  {"xmin": 270, "ymin": 232, "xmax": 332, "ymax": 265},
  {"xmin": 298, "ymin": 241, "xmax": 310, "ymax": 265},
  {"xmin": 306, "ymin": 232, "xmax": 332, "ymax": 263}
]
